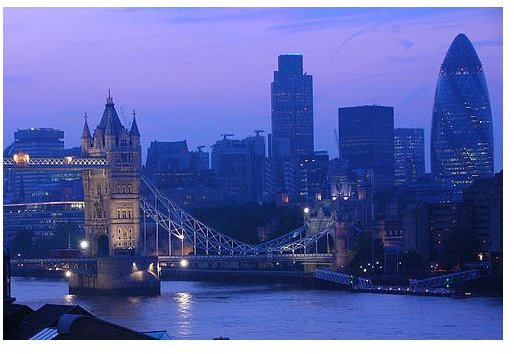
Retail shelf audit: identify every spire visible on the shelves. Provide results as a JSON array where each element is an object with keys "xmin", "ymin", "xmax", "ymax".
[
  {"xmin": 107, "ymin": 89, "xmax": 113, "ymax": 104},
  {"xmin": 98, "ymin": 90, "xmax": 123, "ymax": 134},
  {"xmin": 81, "ymin": 112, "xmax": 91, "ymax": 139},
  {"xmin": 130, "ymin": 109, "xmax": 140, "ymax": 137}
]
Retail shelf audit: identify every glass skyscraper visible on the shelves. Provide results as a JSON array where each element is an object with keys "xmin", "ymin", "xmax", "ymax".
[
  {"xmin": 394, "ymin": 128, "xmax": 425, "ymax": 186},
  {"xmin": 271, "ymin": 54, "xmax": 314, "ymax": 200},
  {"xmin": 431, "ymin": 33, "xmax": 494, "ymax": 192}
]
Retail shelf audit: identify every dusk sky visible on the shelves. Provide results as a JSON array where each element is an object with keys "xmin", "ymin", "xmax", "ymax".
[{"xmin": 3, "ymin": 7, "xmax": 503, "ymax": 171}]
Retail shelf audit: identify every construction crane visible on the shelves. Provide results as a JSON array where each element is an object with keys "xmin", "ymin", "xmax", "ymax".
[
  {"xmin": 221, "ymin": 133, "xmax": 234, "ymax": 140},
  {"xmin": 254, "ymin": 130, "xmax": 264, "ymax": 136},
  {"xmin": 197, "ymin": 145, "xmax": 206, "ymax": 152}
]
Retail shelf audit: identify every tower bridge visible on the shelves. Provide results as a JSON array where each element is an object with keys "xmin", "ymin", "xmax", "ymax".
[{"xmin": 4, "ymin": 93, "xmax": 341, "ymax": 295}]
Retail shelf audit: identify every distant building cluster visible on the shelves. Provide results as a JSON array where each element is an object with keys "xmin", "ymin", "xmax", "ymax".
[{"xmin": 3, "ymin": 34, "xmax": 501, "ymax": 267}]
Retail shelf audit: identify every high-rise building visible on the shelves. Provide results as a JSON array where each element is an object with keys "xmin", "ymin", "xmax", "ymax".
[
  {"xmin": 3, "ymin": 128, "xmax": 82, "ymax": 203},
  {"xmin": 394, "ymin": 128, "xmax": 425, "ymax": 185},
  {"xmin": 271, "ymin": 54, "xmax": 314, "ymax": 200},
  {"xmin": 338, "ymin": 105, "xmax": 395, "ymax": 190},
  {"xmin": 431, "ymin": 33, "xmax": 494, "ymax": 193},
  {"xmin": 144, "ymin": 140, "xmax": 214, "ymax": 208},
  {"xmin": 298, "ymin": 151, "xmax": 330, "ymax": 204},
  {"xmin": 462, "ymin": 171, "xmax": 502, "ymax": 262},
  {"xmin": 211, "ymin": 133, "xmax": 267, "ymax": 204}
]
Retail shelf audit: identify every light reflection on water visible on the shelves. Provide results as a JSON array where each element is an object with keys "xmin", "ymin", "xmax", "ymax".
[
  {"xmin": 174, "ymin": 291, "xmax": 193, "ymax": 336},
  {"xmin": 11, "ymin": 278, "xmax": 502, "ymax": 340}
]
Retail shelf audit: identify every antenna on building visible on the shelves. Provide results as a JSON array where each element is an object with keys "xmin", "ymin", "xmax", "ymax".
[
  {"xmin": 197, "ymin": 145, "xmax": 206, "ymax": 152},
  {"xmin": 254, "ymin": 130, "xmax": 264, "ymax": 136}
]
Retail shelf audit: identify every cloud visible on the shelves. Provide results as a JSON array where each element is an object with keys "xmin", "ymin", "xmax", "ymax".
[{"xmin": 329, "ymin": 21, "xmax": 385, "ymax": 63}]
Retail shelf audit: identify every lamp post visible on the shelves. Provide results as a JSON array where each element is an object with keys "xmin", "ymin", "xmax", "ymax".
[
  {"xmin": 177, "ymin": 234, "xmax": 185, "ymax": 256},
  {"xmin": 80, "ymin": 240, "xmax": 89, "ymax": 257}
]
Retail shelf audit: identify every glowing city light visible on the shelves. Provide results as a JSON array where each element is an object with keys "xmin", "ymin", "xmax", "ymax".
[
  {"xmin": 180, "ymin": 259, "xmax": 189, "ymax": 268},
  {"xmin": 80, "ymin": 240, "xmax": 89, "ymax": 249},
  {"xmin": 65, "ymin": 270, "xmax": 72, "ymax": 278},
  {"xmin": 303, "ymin": 207, "xmax": 310, "ymax": 214}
]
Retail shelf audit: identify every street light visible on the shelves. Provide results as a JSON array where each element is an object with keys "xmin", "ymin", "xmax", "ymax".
[
  {"xmin": 80, "ymin": 240, "xmax": 89, "ymax": 250},
  {"xmin": 177, "ymin": 234, "xmax": 185, "ymax": 256},
  {"xmin": 303, "ymin": 207, "xmax": 310, "ymax": 214}
]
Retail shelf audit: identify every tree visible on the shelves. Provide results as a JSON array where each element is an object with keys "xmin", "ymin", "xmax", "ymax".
[
  {"xmin": 348, "ymin": 232, "xmax": 384, "ymax": 274},
  {"xmin": 401, "ymin": 251, "xmax": 425, "ymax": 271},
  {"xmin": 442, "ymin": 228, "xmax": 480, "ymax": 270},
  {"xmin": 11, "ymin": 229, "xmax": 35, "ymax": 256}
]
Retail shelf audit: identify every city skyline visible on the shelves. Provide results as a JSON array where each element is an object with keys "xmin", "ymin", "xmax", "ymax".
[{"xmin": 3, "ymin": 7, "xmax": 503, "ymax": 173}]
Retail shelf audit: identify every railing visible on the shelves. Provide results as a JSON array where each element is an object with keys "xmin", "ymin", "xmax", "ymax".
[
  {"xmin": 13, "ymin": 258, "xmax": 97, "ymax": 276},
  {"xmin": 409, "ymin": 269, "xmax": 481, "ymax": 291},
  {"xmin": 158, "ymin": 253, "xmax": 335, "ymax": 263},
  {"xmin": 313, "ymin": 268, "xmax": 372, "ymax": 289},
  {"xmin": 3, "ymin": 156, "xmax": 108, "ymax": 170}
]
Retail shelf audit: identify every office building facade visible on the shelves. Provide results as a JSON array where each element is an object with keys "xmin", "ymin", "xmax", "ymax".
[
  {"xmin": 339, "ymin": 105, "xmax": 395, "ymax": 190},
  {"xmin": 271, "ymin": 54, "xmax": 314, "ymax": 200},
  {"xmin": 394, "ymin": 128, "xmax": 425, "ymax": 185}
]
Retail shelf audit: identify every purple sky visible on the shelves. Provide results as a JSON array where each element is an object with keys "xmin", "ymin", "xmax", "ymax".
[{"xmin": 3, "ymin": 7, "xmax": 503, "ymax": 171}]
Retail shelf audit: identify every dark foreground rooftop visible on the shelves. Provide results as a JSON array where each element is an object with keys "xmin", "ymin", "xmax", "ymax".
[{"xmin": 4, "ymin": 302, "xmax": 170, "ymax": 340}]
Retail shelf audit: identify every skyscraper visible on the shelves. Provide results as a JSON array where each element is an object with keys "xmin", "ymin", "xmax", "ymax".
[
  {"xmin": 338, "ymin": 105, "xmax": 395, "ymax": 190},
  {"xmin": 394, "ymin": 128, "xmax": 425, "ymax": 185},
  {"xmin": 211, "ymin": 133, "xmax": 267, "ymax": 204},
  {"xmin": 431, "ymin": 33, "xmax": 494, "ymax": 192},
  {"xmin": 271, "ymin": 54, "xmax": 314, "ymax": 200},
  {"xmin": 3, "ymin": 128, "xmax": 82, "ymax": 203}
]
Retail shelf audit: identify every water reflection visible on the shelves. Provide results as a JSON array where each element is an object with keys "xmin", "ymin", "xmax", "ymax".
[
  {"xmin": 63, "ymin": 294, "xmax": 76, "ymax": 305},
  {"xmin": 174, "ymin": 292, "xmax": 193, "ymax": 336}
]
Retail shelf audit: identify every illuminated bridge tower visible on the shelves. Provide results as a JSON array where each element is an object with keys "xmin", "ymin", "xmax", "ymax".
[
  {"xmin": 81, "ymin": 93, "xmax": 142, "ymax": 257},
  {"xmin": 72, "ymin": 93, "xmax": 159, "ymax": 295}
]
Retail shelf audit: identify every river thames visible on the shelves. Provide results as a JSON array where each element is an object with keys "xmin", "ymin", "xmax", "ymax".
[{"xmin": 11, "ymin": 277, "xmax": 502, "ymax": 340}]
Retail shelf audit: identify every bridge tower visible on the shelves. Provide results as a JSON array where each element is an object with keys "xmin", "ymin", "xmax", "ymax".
[{"xmin": 81, "ymin": 93, "xmax": 142, "ymax": 257}]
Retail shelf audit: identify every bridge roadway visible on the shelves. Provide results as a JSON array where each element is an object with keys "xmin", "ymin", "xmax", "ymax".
[
  {"xmin": 12, "ymin": 253, "xmax": 335, "ymax": 275},
  {"xmin": 158, "ymin": 253, "xmax": 335, "ymax": 264}
]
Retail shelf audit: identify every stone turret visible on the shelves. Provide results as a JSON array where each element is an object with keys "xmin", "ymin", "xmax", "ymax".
[
  {"xmin": 81, "ymin": 113, "xmax": 92, "ymax": 156},
  {"xmin": 82, "ymin": 91, "xmax": 142, "ymax": 257}
]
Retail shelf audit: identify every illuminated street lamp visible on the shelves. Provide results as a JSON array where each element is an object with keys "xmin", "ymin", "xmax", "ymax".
[
  {"xmin": 303, "ymin": 207, "xmax": 310, "ymax": 214},
  {"xmin": 80, "ymin": 240, "xmax": 89, "ymax": 250}
]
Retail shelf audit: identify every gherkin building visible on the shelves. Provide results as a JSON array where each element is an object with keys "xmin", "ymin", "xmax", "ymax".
[{"xmin": 431, "ymin": 33, "xmax": 494, "ymax": 192}]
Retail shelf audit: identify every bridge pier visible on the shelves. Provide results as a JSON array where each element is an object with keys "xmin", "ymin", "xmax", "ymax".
[{"xmin": 68, "ymin": 256, "xmax": 160, "ymax": 296}]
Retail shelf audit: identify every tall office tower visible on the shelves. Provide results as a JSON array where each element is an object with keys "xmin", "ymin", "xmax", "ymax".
[
  {"xmin": 271, "ymin": 54, "xmax": 314, "ymax": 200},
  {"xmin": 431, "ymin": 33, "xmax": 494, "ymax": 193},
  {"xmin": 211, "ymin": 133, "xmax": 266, "ymax": 204},
  {"xmin": 245, "ymin": 132, "xmax": 267, "ymax": 203},
  {"xmin": 338, "ymin": 105, "xmax": 395, "ymax": 190},
  {"xmin": 394, "ymin": 128, "xmax": 425, "ymax": 186},
  {"xmin": 3, "ymin": 128, "xmax": 82, "ymax": 203},
  {"xmin": 298, "ymin": 151, "xmax": 330, "ymax": 203}
]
